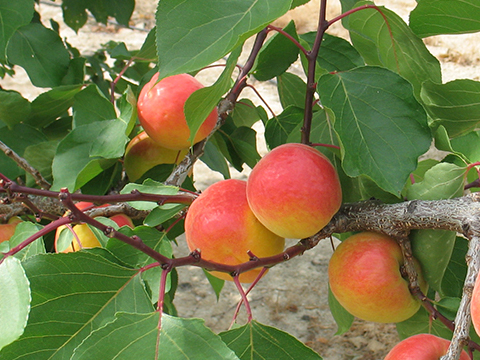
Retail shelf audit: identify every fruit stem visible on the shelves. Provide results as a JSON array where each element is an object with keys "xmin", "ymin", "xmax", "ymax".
[{"xmin": 233, "ymin": 276, "xmax": 253, "ymax": 323}]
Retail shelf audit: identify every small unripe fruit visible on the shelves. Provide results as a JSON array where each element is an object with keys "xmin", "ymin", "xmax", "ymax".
[
  {"xmin": 185, "ymin": 179, "xmax": 285, "ymax": 283},
  {"xmin": 328, "ymin": 231, "xmax": 428, "ymax": 323},
  {"xmin": 137, "ymin": 73, "xmax": 218, "ymax": 150},
  {"xmin": 0, "ymin": 216, "xmax": 23, "ymax": 243},
  {"xmin": 246, "ymin": 143, "xmax": 342, "ymax": 239}
]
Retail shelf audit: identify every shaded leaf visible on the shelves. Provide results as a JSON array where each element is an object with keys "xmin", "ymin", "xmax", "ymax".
[
  {"xmin": 0, "ymin": 89, "xmax": 31, "ymax": 128},
  {"xmin": 0, "ymin": 0, "xmax": 34, "ymax": 61},
  {"xmin": 265, "ymin": 106, "xmax": 304, "ymax": 149},
  {"xmin": 201, "ymin": 139, "xmax": 232, "ymax": 179}
]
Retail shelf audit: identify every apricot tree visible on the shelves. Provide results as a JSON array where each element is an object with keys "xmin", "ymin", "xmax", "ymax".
[{"xmin": 1, "ymin": 0, "xmax": 480, "ymax": 359}]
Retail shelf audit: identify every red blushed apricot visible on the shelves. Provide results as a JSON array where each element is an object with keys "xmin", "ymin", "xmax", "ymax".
[
  {"xmin": 384, "ymin": 333, "xmax": 469, "ymax": 360},
  {"xmin": 328, "ymin": 232, "xmax": 428, "ymax": 323},
  {"xmin": 185, "ymin": 179, "xmax": 285, "ymax": 283},
  {"xmin": 137, "ymin": 73, "xmax": 218, "ymax": 150},
  {"xmin": 246, "ymin": 143, "xmax": 342, "ymax": 239}
]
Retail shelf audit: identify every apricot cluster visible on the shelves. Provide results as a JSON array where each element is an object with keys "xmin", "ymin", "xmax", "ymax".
[{"xmin": 185, "ymin": 143, "xmax": 342, "ymax": 283}]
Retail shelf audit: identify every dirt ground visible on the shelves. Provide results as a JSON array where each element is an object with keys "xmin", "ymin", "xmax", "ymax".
[{"xmin": 4, "ymin": 1, "xmax": 480, "ymax": 359}]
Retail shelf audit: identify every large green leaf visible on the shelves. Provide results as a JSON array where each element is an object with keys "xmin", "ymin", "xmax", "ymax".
[
  {"xmin": 220, "ymin": 320, "xmax": 321, "ymax": 359},
  {"xmin": 317, "ymin": 66, "xmax": 431, "ymax": 195},
  {"xmin": 155, "ymin": 0, "xmax": 291, "ymax": 78},
  {"xmin": 0, "ymin": 0, "xmax": 34, "ymax": 62},
  {"xmin": 345, "ymin": 1, "xmax": 441, "ymax": 98},
  {"xmin": 410, "ymin": 0, "xmax": 480, "ymax": 37},
  {"xmin": 421, "ymin": 79, "xmax": 480, "ymax": 138},
  {"xmin": 7, "ymin": 22, "xmax": 70, "ymax": 88},
  {"xmin": 0, "ymin": 257, "xmax": 31, "ymax": 351},
  {"xmin": 72, "ymin": 312, "xmax": 239, "ymax": 360},
  {"xmin": 0, "ymin": 251, "xmax": 154, "ymax": 360},
  {"xmin": 73, "ymin": 84, "xmax": 117, "ymax": 127}
]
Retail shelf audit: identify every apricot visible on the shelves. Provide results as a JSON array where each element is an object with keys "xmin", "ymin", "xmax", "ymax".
[
  {"xmin": 328, "ymin": 232, "xmax": 428, "ymax": 323},
  {"xmin": 470, "ymin": 264, "xmax": 480, "ymax": 336},
  {"xmin": 124, "ymin": 131, "xmax": 189, "ymax": 181},
  {"xmin": 246, "ymin": 143, "xmax": 342, "ymax": 239},
  {"xmin": 55, "ymin": 202, "xmax": 134, "ymax": 252},
  {"xmin": 184, "ymin": 179, "xmax": 285, "ymax": 283},
  {"xmin": 384, "ymin": 333, "xmax": 469, "ymax": 360},
  {"xmin": 137, "ymin": 73, "xmax": 218, "ymax": 150},
  {"xmin": 0, "ymin": 216, "xmax": 23, "ymax": 243}
]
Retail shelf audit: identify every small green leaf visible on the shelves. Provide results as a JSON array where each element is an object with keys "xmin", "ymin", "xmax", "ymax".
[
  {"xmin": 328, "ymin": 286, "xmax": 354, "ymax": 335},
  {"xmin": 144, "ymin": 204, "xmax": 186, "ymax": 227},
  {"xmin": 120, "ymin": 179, "xmax": 179, "ymax": 211},
  {"xmin": 8, "ymin": 222, "xmax": 46, "ymax": 261},
  {"xmin": 24, "ymin": 141, "xmax": 58, "ymax": 186},
  {"xmin": 220, "ymin": 320, "xmax": 321, "ymax": 359},
  {"xmin": 277, "ymin": 72, "xmax": 308, "ymax": 109},
  {"xmin": 0, "ymin": 89, "xmax": 31, "ymax": 128},
  {"xmin": 201, "ymin": 141, "xmax": 231, "ymax": 179},
  {"xmin": 441, "ymin": 237, "xmax": 468, "ymax": 297},
  {"xmin": 7, "ymin": 22, "xmax": 70, "ymax": 88},
  {"xmin": 230, "ymin": 99, "xmax": 262, "ymax": 128},
  {"xmin": 421, "ymin": 79, "xmax": 480, "ymax": 138},
  {"xmin": 396, "ymin": 306, "xmax": 453, "ymax": 341},
  {"xmin": 265, "ymin": 106, "xmax": 304, "ymax": 149},
  {"xmin": 203, "ymin": 269, "xmax": 225, "ymax": 301},
  {"xmin": 0, "ymin": 257, "xmax": 31, "ymax": 351},
  {"xmin": 156, "ymin": 0, "xmax": 292, "ymax": 78},
  {"xmin": 252, "ymin": 21, "xmax": 299, "ymax": 81},
  {"xmin": 318, "ymin": 66, "xmax": 432, "ymax": 195},
  {"xmin": 410, "ymin": 0, "xmax": 480, "ymax": 37},
  {"xmin": 136, "ymin": 28, "xmax": 157, "ymax": 62}
]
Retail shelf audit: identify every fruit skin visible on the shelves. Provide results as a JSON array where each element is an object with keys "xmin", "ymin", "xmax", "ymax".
[
  {"xmin": 470, "ymin": 264, "xmax": 480, "ymax": 335},
  {"xmin": 185, "ymin": 179, "xmax": 285, "ymax": 283},
  {"xmin": 137, "ymin": 72, "xmax": 218, "ymax": 150},
  {"xmin": 328, "ymin": 231, "xmax": 428, "ymax": 323},
  {"xmin": 124, "ymin": 131, "xmax": 189, "ymax": 181},
  {"xmin": 0, "ymin": 216, "xmax": 23, "ymax": 243},
  {"xmin": 55, "ymin": 202, "xmax": 134, "ymax": 253},
  {"xmin": 384, "ymin": 333, "xmax": 469, "ymax": 360},
  {"xmin": 246, "ymin": 143, "xmax": 342, "ymax": 239}
]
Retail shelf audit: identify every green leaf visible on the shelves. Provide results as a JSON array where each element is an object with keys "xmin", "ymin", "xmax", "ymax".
[
  {"xmin": 0, "ymin": 257, "xmax": 31, "ymax": 351},
  {"xmin": 144, "ymin": 204, "xmax": 186, "ymax": 227},
  {"xmin": 51, "ymin": 121, "xmax": 120, "ymax": 191},
  {"xmin": 441, "ymin": 237, "xmax": 468, "ymax": 298},
  {"xmin": 229, "ymin": 126, "xmax": 261, "ymax": 168},
  {"xmin": 0, "ymin": 0, "xmax": 34, "ymax": 62},
  {"xmin": 328, "ymin": 286, "xmax": 354, "ymax": 335},
  {"xmin": 185, "ymin": 45, "xmax": 241, "ymax": 145},
  {"xmin": 0, "ymin": 124, "xmax": 48, "ymax": 179},
  {"xmin": 25, "ymin": 85, "xmax": 83, "ymax": 128},
  {"xmin": 252, "ymin": 21, "xmax": 299, "ymax": 81},
  {"xmin": 73, "ymin": 84, "xmax": 117, "ymax": 127},
  {"xmin": 136, "ymin": 27, "xmax": 157, "ymax": 62},
  {"xmin": 117, "ymin": 86, "xmax": 137, "ymax": 136},
  {"xmin": 6, "ymin": 22, "xmax": 70, "ymax": 88},
  {"xmin": 8, "ymin": 222, "xmax": 46, "ymax": 261},
  {"xmin": 410, "ymin": 0, "xmax": 480, "ymax": 37},
  {"xmin": 0, "ymin": 251, "xmax": 154, "ymax": 360},
  {"xmin": 120, "ymin": 179, "xmax": 179, "ymax": 211},
  {"xmin": 265, "ymin": 106, "xmax": 304, "ymax": 149},
  {"xmin": 450, "ymin": 130, "xmax": 480, "ymax": 163},
  {"xmin": 277, "ymin": 72, "xmax": 308, "ymax": 109},
  {"xmin": 72, "ymin": 312, "xmax": 239, "ymax": 360},
  {"xmin": 203, "ymin": 269, "xmax": 225, "ymax": 301},
  {"xmin": 155, "ymin": 0, "xmax": 291, "ymax": 78},
  {"xmin": 300, "ymin": 32, "xmax": 364, "ymax": 72},
  {"xmin": 0, "ymin": 89, "xmax": 31, "ymax": 128},
  {"xmin": 24, "ymin": 141, "xmax": 58, "ymax": 186},
  {"xmin": 89, "ymin": 120, "xmax": 129, "ymax": 158},
  {"xmin": 396, "ymin": 306, "xmax": 454, "ymax": 340},
  {"xmin": 421, "ymin": 79, "xmax": 480, "ymax": 138},
  {"xmin": 201, "ymin": 140, "xmax": 231, "ymax": 179},
  {"xmin": 318, "ymin": 66, "xmax": 431, "ymax": 195},
  {"xmin": 220, "ymin": 320, "xmax": 321, "ymax": 359},
  {"xmin": 230, "ymin": 99, "xmax": 262, "ymax": 128},
  {"xmin": 345, "ymin": 1, "xmax": 441, "ymax": 98}
]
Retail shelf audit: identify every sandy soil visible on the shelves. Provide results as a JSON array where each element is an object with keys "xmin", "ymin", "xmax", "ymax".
[{"xmin": 3, "ymin": 1, "xmax": 480, "ymax": 359}]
